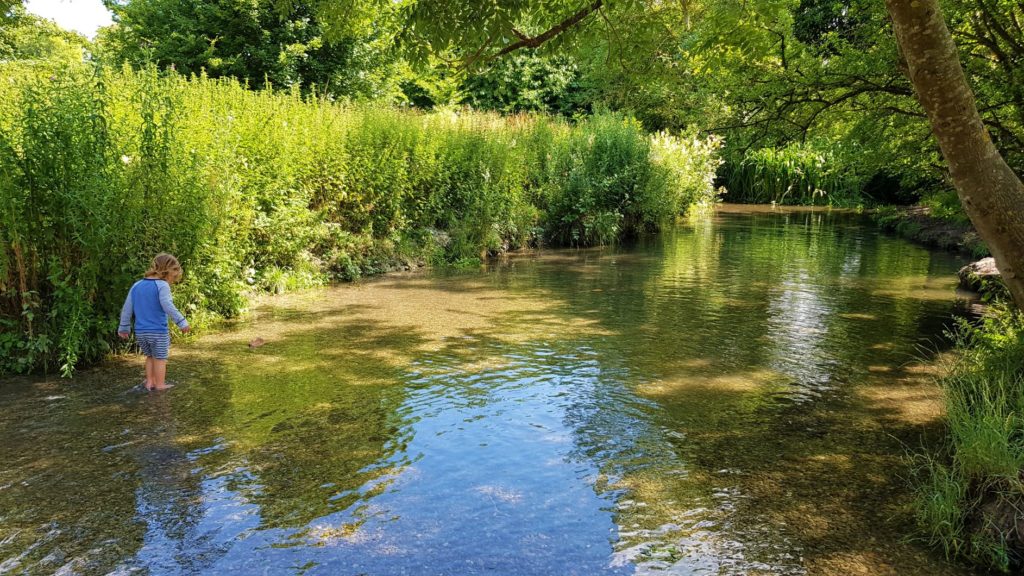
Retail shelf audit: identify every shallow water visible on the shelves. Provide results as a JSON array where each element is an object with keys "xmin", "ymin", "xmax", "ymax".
[{"xmin": 1, "ymin": 207, "xmax": 976, "ymax": 575}]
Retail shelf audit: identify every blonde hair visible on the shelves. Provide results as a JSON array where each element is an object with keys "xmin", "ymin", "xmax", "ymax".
[{"xmin": 145, "ymin": 253, "xmax": 183, "ymax": 283}]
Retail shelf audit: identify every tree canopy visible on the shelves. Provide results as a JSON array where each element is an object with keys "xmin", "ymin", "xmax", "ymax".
[
  {"xmin": 99, "ymin": 0, "xmax": 402, "ymax": 98},
  {"xmin": 1, "ymin": 4, "xmax": 90, "ymax": 63},
  {"xmin": 387, "ymin": 0, "xmax": 1022, "ymax": 176}
]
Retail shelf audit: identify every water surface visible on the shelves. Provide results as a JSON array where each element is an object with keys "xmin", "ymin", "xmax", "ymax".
[{"xmin": 0, "ymin": 207, "xmax": 974, "ymax": 575}]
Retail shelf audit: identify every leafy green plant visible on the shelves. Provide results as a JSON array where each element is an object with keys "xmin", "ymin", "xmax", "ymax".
[
  {"xmin": 540, "ymin": 114, "xmax": 704, "ymax": 245},
  {"xmin": 720, "ymin": 142, "xmax": 862, "ymax": 206}
]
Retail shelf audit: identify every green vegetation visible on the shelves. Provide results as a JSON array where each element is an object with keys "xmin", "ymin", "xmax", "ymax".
[
  {"xmin": 0, "ymin": 63, "xmax": 720, "ymax": 375},
  {"xmin": 93, "ymin": 0, "xmax": 1024, "ymax": 211},
  {"xmin": 394, "ymin": 0, "xmax": 1024, "ymax": 214},
  {"xmin": 92, "ymin": 0, "xmax": 1024, "ymax": 214},
  {"xmin": 3, "ymin": 0, "xmax": 1024, "ymax": 570},
  {"xmin": 913, "ymin": 308, "xmax": 1024, "ymax": 572},
  {"xmin": 1, "ymin": 4, "xmax": 90, "ymax": 63},
  {"xmin": 97, "ymin": 0, "xmax": 402, "ymax": 100},
  {"xmin": 460, "ymin": 51, "xmax": 589, "ymax": 117},
  {"xmin": 719, "ymin": 142, "xmax": 861, "ymax": 206},
  {"xmin": 873, "ymin": 200, "xmax": 990, "ymax": 258}
]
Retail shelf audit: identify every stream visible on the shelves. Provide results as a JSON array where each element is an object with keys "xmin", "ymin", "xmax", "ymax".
[{"xmin": 0, "ymin": 206, "xmax": 975, "ymax": 575}]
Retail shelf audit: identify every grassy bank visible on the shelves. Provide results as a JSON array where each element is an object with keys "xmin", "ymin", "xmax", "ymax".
[
  {"xmin": 913, "ymin": 308, "xmax": 1024, "ymax": 572},
  {"xmin": 0, "ymin": 63, "xmax": 721, "ymax": 376}
]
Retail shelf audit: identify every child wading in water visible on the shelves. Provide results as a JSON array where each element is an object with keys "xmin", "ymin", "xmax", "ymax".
[{"xmin": 118, "ymin": 253, "xmax": 191, "ymax": 391}]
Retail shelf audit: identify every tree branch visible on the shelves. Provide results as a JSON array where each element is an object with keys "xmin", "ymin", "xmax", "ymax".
[
  {"xmin": 977, "ymin": 0, "xmax": 1024, "ymax": 56},
  {"xmin": 489, "ymin": 0, "xmax": 603, "ymax": 59}
]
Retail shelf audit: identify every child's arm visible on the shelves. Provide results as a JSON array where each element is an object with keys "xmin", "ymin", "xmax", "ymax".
[
  {"xmin": 157, "ymin": 280, "xmax": 190, "ymax": 332},
  {"xmin": 118, "ymin": 287, "xmax": 134, "ymax": 339}
]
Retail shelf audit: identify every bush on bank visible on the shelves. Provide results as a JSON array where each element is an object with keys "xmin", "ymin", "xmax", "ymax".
[{"xmin": 0, "ymin": 63, "xmax": 721, "ymax": 376}]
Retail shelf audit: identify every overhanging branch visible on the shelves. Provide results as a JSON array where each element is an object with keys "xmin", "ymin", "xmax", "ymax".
[{"xmin": 488, "ymin": 0, "xmax": 603, "ymax": 60}]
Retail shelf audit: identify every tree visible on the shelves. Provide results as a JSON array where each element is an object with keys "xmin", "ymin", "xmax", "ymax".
[
  {"xmin": 1, "ymin": 0, "xmax": 19, "ymax": 21},
  {"xmin": 461, "ymin": 51, "xmax": 589, "ymax": 116},
  {"xmin": 0, "ymin": 5, "xmax": 90, "ymax": 63},
  {"xmin": 886, "ymin": 0, "xmax": 1024, "ymax": 306},
  {"xmin": 100, "ymin": 0, "xmax": 401, "ymax": 99},
  {"xmin": 400, "ymin": 0, "xmax": 604, "ymax": 66}
]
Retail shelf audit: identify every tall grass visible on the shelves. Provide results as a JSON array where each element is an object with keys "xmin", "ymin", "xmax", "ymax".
[
  {"xmin": 720, "ymin": 142, "xmax": 862, "ymax": 206},
  {"xmin": 0, "ymin": 62, "xmax": 721, "ymax": 375},
  {"xmin": 913, "ymin": 308, "xmax": 1024, "ymax": 573}
]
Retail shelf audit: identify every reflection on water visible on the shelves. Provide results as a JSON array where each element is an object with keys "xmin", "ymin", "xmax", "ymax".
[{"xmin": 0, "ymin": 208, "xmax": 973, "ymax": 575}]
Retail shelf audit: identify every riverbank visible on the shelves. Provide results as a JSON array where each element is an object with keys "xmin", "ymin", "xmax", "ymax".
[
  {"xmin": 869, "ymin": 204, "xmax": 1024, "ymax": 572},
  {"xmin": 873, "ymin": 205, "xmax": 988, "ymax": 258},
  {"xmin": 913, "ymin": 306, "xmax": 1024, "ymax": 573}
]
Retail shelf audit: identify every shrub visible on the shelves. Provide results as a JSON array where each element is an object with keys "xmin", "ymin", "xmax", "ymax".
[{"xmin": 540, "ymin": 114, "xmax": 697, "ymax": 246}]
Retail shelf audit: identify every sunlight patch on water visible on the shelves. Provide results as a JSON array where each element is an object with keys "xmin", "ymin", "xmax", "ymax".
[{"xmin": 638, "ymin": 369, "xmax": 794, "ymax": 397}]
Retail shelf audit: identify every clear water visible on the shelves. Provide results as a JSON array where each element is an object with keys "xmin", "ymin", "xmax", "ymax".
[{"xmin": 0, "ymin": 208, "xmax": 974, "ymax": 575}]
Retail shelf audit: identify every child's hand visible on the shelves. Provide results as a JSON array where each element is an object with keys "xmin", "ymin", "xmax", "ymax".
[
  {"xmin": 118, "ymin": 332, "xmax": 130, "ymax": 340},
  {"xmin": 181, "ymin": 326, "xmax": 191, "ymax": 334}
]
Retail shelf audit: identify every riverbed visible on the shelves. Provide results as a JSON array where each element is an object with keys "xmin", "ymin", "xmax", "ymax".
[{"xmin": 0, "ymin": 206, "xmax": 974, "ymax": 575}]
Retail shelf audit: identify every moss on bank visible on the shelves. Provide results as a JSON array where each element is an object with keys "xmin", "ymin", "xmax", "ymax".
[{"xmin": 873, "ymin": 205, "xmax": 988, "ymax": 258}]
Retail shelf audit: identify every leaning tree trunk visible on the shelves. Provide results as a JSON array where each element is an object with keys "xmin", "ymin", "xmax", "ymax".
[{"xmin": 886, "ymin": 0, "xmax": 1024, "ymax": 308}]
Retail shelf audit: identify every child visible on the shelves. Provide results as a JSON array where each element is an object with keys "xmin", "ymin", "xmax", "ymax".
[{"xmin": 118, "ymin": 253, "xmax": 191, "ymax": 391}]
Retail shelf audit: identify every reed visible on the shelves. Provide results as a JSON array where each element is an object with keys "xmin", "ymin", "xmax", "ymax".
[{"xmin": 720, "ymin": 143, "xmax": 861, "ymax": 206}]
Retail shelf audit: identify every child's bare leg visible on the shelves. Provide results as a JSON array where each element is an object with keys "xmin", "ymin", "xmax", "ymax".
[
  {"xmin": 145, "ymin": 357, "xmax": 155, "ymax": 390},
  {"xmin": 151, "ymin": 359, "xmax": 168, "ymax": 390}
]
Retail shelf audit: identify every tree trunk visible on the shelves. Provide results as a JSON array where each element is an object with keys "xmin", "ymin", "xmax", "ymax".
[{"xmin": 886, "ymin": 0, "xmax": 1024, "ymax": 308}]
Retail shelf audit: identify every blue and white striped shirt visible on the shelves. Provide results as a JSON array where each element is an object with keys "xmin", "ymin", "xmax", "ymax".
[{"xmin": 118, "ymin": 278, "xmax": 189, "ymax": 334}]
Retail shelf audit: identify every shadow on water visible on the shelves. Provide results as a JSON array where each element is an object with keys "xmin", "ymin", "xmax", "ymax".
[
  {"xmin": 0, "ymin": 207, "xmax": 977, "ymax": 575},
  {"xmin": 576, "ymin": 212, "xmax": 970, "ymax": 575},
  {"xmin": 525, "ymin": 211, "xmax": 971, "ymax": 575}
]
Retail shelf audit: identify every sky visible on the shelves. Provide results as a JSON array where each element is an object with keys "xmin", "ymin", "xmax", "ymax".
[{"xmin": 24, "ymin": 0, "xmax": 113, "ymax": 38}]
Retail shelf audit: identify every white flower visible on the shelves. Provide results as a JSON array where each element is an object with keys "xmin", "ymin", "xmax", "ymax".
[{"xmin": 120, "ymin": 155, "xmax": 132, "ymax": 164}]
